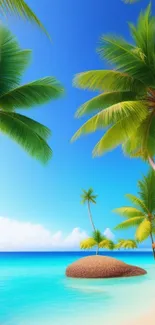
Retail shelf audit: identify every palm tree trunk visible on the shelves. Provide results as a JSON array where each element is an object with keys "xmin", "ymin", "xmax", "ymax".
[
  {"xmin": 150, "ymin": 232, "xmax": 155, "ymax": 260},
  {"xmin": 96, "ymin": 245, "xmax": 99, "ymax": 255},
  {"xmin": 87, "ymin": 201, "xmax": 96, "ymax": 232},
  {"xmin": 148, "ymin": 157, "xmax": 155, "ymax": 170}
]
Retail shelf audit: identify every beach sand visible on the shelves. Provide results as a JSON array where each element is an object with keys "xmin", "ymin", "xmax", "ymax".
[{"xmin": 127, "ymin": 310, "xmax": 155, "ymax": 325}]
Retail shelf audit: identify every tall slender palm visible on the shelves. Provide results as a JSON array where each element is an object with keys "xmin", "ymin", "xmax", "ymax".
[
  {"xmin": 0, "ymin": 0, "xmax": 48, "ymax": 37},
  {"xmin": 72, "ymin": 5, "xmax": 155, "ymax": 171},
  {"xmin": 114, "ymin": 169, "xmax": 155, "ymax": 258},
  {"xmin": 80, "ymin": 230, "xmax": 114, "ymax": 255},
  {"xmin": 0, "ymin": 25, "xmax": 64, "ymax": 163},
  {"xmin": 81, "ymin": 188, "xmax": 97, "ymax": 231}
]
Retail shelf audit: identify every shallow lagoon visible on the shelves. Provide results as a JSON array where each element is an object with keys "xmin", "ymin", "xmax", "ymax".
[{"xmin": 0, "ymin": 252, "xmax": 154, "ymax": 325}]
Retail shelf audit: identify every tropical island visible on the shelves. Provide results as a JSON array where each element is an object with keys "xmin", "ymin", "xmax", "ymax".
[{"xmin": 0, "ymin": 1, "xmax": 155, "ymax": 325}]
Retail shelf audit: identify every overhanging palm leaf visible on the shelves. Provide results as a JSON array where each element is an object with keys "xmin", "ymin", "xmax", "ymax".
[
  {"xmin": 72, "ymin": 101, "xmax": 148, "ymax": 142},
  {"xmin": 0, "ymin": 111, "xmax": 52, "ymax": 163},
  {"xmin": 72, "ymin": 5, "xmax": 155, "ymax": 169},
  {"xmin": 113, "ymin": 207, "xmax": 145, "ymax": 218},
  {"xmin": 98, "ymin": 35, "xmax": 155, "ymax": 85},
  {"xmin": 0, "ymin": 26, "xmax": 31, "ymax": 93},
  {"xmin": 115, "ymin": 217, "xmax": 144, "ymax": 230},
  {"xmin": 0, "ymin": 77, "xmax": 64, "ymax": 111},
  {"xmin": 74, "ymin": 70, "xmax": 145, "ymax": 92},
  {"xmin": 0, "ymin": 26, "xmax": 64, "ymax": 162},
  {"xmin": 0, "ymin": 0, "xmax": 49, "ymax": 37},
  {"xmin": 126, "ymin": 194, "xmax": 148, "ymax": 213},
  {"xmin": 75, "ymin": 91, "xmax": 138, "ymax": 118}
]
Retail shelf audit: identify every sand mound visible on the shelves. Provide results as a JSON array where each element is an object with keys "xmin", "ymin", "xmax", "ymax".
[{"xmin": 66, "ymin": 256, "xmax": 147, "ymax": 278}]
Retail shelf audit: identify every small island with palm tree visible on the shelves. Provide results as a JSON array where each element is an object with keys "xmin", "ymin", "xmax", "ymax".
[
  {"xmin": 1, "ymin": 1, "xmax": 155, "ymax": 325},
  {"xmin": 65, "ymin": 4, "xmax": 155, "ymax": 281}
]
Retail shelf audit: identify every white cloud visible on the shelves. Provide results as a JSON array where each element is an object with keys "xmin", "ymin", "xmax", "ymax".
[
  {"xmin": 103, "ymin": 228, "xmax": 115, "ymax": 240},
  {"xmin": 64, "ymin": 228, "xmax": 88, "ymax": 247},
  {"xmin": 0, "ymin": 217, "xmax": 88, "ymax": 251},
  {"xmin": 0, "ymin": 217, "xmax": 115, "ymax": 251}
]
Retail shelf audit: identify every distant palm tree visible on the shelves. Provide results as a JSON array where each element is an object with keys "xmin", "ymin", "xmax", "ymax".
[
  {"xmin": 115, "ymin": 239, "xmax": 137, "ymax": 250},
  {"xmin": 80, "ymin": 230, "xmax": 114, "ymax": 255},
  {"xmin": 0, "ymin": 25, "xmax": 64, "ymax": 163},
  {"xmin": 81, "ymin": 188, "xmax": 97, "ymax": 231},
  {"xmin": 72, "ymin": 5, "xmax": 155, "ymax": 171},
  {"xmin": 0, "ymin": 0, "xmax": 48, "ymax": 37},
  {"xmin": 114, "ymin": 169, "xmax": 155, "ymax": 259}
]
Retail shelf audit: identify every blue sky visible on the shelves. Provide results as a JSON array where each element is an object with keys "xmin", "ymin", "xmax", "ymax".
[{"xmin": 0, "ymin": 0, "xmax": 154, "ymax": 249}]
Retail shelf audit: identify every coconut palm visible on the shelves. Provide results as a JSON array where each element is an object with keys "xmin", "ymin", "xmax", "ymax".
[
  {"xmin": 115, "ymin": 239, "xmax": 137, "ymax": 250},
  {"xmin": 0, "ymin": 0, "xmax": 49, "ymax": 37},
  {"xmin": 72, "ymin": 5, "xmax": 155, "ymax": 171},
  {"xmin": 80, "ymin": 230, "xmax": 114, "ymax": 255},
  {"xmin": 81, "ymin": 188, "xmax": 97, "ymax": 231},
  {"xmin": 0, "ymin": 25, "xmax": 64, "ymax": 163},
  {"xmin": 114, "ymin": 169, "xmax": 155, "ymax": 258}
]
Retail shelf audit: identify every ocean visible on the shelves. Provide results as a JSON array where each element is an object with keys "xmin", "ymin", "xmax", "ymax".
[{"xmin": 0, "ymin": 251, "xmax": 154, "ymax": 325}]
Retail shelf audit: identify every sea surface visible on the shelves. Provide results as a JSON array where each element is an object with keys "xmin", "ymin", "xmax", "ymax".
[{"xmin": 0, "ymin": 251, "xmax": 154, "ymax": 325}]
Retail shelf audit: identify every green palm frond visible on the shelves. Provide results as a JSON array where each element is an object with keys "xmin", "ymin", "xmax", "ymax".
[
  {"xmin": 0, "ymin": 25, "xmax": 64, "ymax": 162},
  {"xmin": 126, "ymin": 194, "xmax": 149, "ymax": 213},
  {"xmin": 92, "ymin": 102, "xmax": 148, "ymax": 156},
  {"xmin": 115, "ymin": 239, "xmax": 137, "ymax": 249},
  {"xmin": 72, "ymin": 5, "xmax": 155, "ymax": 163},
  {"xmin": 138, "ymin": 170, "xmax": 155, "ymax": 213},
  {"xmin": 114, "ymin": 169, "xmax": 155, "ymax": 247},
  {"xmin": 72, "ymin": 101, "xmax": 147, "ymax": 143},
  {"xmin": 129, "ymin": 5, "xmax": 154, "ymax": 67},
  {"xmin": 92, "ymin": 230, "xmax": 105, "ymax": 243},
  {"xmin": 136, "ymin": 219, "xmax": 151, "ymax": 242},
  {"xmin": 99, "ymin": 239, "xmax": 114, "ymax": 250},
  {"xmin": 0, "ymin": 0, "xmax": 49, "ymax": 38},
  {"xmin": 75, "ymin": 91, "xmax": 138, "ymax": 118},
  {"xmin": 0, "ymin": 26, "xmax": 31, "ymax": 94},
  {"xmin": 80, "ymin": 238, "xmax": 96, "ymax": 249},
  {"xmin": 123, "ymin": 113, "xmax": 155, "ymax": 161},
  {"xmin": 73, "ymin": 70, "xmax": 145, "ymax": 92},
  {"xmin": 92, "ymin": 114, "xmax": 142, "ymax": 157},
  {"xmin": 81, "ymin": 188, "xmax": 97, "ymax": 204},
  {"xmin": 113, "ymin": 207, "xmax": 144, "ymax": 218},
  {"xmin": 98, "ymin": 34, "xmax": 154, "ymax": 86},
  {"xmin": 0, "ymin": 111, "xmax": 52, "ymax": 163},
  {"xmin": 115, "ymin": 216, "xmax": 144, "ymax": 230},
  {"xmin": 0, "ymin": 77, "xmax": 64, "ymax": 111}
]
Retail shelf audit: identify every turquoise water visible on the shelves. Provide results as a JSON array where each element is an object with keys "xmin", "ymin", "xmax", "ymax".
[{"xmin": 0, "ymin": 252, "xmax": 154, "ymax": 325}]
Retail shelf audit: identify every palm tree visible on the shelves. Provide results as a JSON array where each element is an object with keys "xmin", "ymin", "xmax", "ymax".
[
  {"xmin": 72, "ymin": 5, "xmax": 155, "ymax": 171},
  {"xmin": 0, "ymin": 0, "xmax": 48, "ymax": 37},
  {"xmin": 80, "ymin": 230, "xmax": 114, "ymax": 255},
  {"xmin": 115, "ymin": 239, "xmax": 137, "ymax": 250},
  {"xmin": 114, "ymin": 169, "xmax": 155, "ymax": 258},
  {"xmin": 0, "ymin": 25, "xmax": 64, "ymax": 163},
  {"xmin": 81, "ymin": 188, "xmax": 97, "ymax": 231}
]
